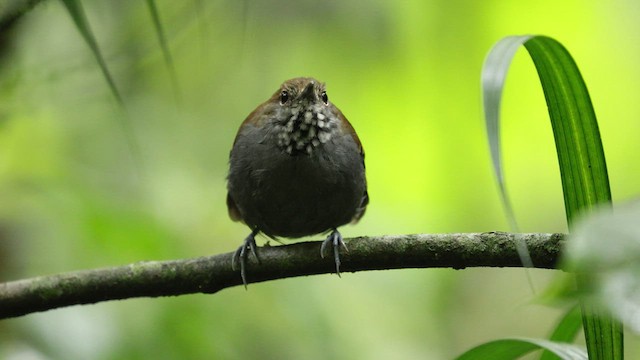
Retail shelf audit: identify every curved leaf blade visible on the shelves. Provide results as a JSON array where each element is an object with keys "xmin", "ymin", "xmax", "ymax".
[
  {"xmin": 523, "ymin": 36, "xmax": 620, "ymax": 360},
  {"xmin": 482, "ymin": 35, "xmax": 531, "ymax": 232},
  {"xmin": 481, "ymin": 36, "xmax": 533, "ymax": 271},
  {"xmin": 522, "ymin": 36, "xmax": 611, "ymax": 221},
  {"xmin": 59, "ymin": 0, "xmax": 123, "ymax": 107},
  {"xmin": 145, "ymin": 0, "xmax": 181, "ymax": 102},
  {"xmin": 60, "ymin": 0, "xmax": 139, "ymax": 160},
  {"xmin": 456, "ymin": 337, "xmax": 587, "ymax": 360},
  {"xmin": 540, "ymin": 305, "xmax": 583, "ymax": 360},
  {"xmin": 481, "ymin": 35, "xmax": 621, "ymax": 360}
]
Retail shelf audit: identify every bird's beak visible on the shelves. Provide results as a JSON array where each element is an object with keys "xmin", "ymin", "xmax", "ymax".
[{"xmin": 300, "ymin": 81, "xmax": 316, "ymax": 101}]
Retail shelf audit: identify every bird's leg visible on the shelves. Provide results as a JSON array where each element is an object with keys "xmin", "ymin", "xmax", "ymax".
[
  {"xmin": 232, "ymin": 229, "xmax": 260, "ymax": 287},
  {"xmin": 320, "ymin": 228, "xmax": 349, "ymax": 276}
]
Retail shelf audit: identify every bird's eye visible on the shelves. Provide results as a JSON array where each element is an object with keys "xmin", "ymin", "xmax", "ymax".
[
  {"xmin": 279, "ymin": 90, "xmax": 289, "ymax": 105},
  {"xmin": 321, "ymin": 91, "xmax": 329, "ymax": 104}
]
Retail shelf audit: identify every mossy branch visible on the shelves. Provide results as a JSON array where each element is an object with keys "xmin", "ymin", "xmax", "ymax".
[{"xmin": 0, "ymin": 232, "xmax": 564, "ymax": 319}]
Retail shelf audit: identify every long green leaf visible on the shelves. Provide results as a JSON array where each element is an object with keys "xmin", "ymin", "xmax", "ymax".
[
  {"xmin": 481, "ymin": 35, "xmax": 532, "ymax": 269},
  {"xmin": 59, "ymin": 0, "xmax": 123, "ymax": 107},
  {"xmin": 482, "ymin": 35, "xmax": 530, "ymax": 230},
  {"xmin": 59, "ymin": 0, "xmax": 139, "ymax": 160},
  {"xmin": 522, "ymin": 37, "xmax": 611, "ymax": 220},
  {"xmin": 540, "ymin": 305, "xmax": 583, "ymax": 360},
  {"xmin": 456, "ymin": 337, "xmax": 587, "ymax": 360},
  {"xmin": 145, "ymin": 0, "xmax": 181, "ymax": 102},
  {"xmin": 481, "ymin": 35, "xmax": 621, "ymax": 360}
]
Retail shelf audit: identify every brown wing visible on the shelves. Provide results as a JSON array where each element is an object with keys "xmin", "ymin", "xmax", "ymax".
[
  {"xmin": 227, "ymin": 95, "xmax": 278, "ymax": 222},
  {"xmin": 333, "ymin": 105, "xmax": 369, "ymax": 224},
  {"xmin": 351, "ymin": 189, "xmax": 369, "ymax": 223},
  {"xmin": 226, "ymin": 192, "xmax": 243, "ymax": 222}
]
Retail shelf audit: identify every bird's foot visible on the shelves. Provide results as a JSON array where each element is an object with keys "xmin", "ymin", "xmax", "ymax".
[
  {"xmin": 232, "ymin": 230, "xmax": 260, "ymax": 288},
  {"xmin": 320, "ymin": 229, "xmax": 348, "ymax": 276}
]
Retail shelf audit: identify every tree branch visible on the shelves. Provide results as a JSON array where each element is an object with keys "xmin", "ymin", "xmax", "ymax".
[{"xmin": 0, "ymin": 232, "xmax": 564, "ymax": 319}]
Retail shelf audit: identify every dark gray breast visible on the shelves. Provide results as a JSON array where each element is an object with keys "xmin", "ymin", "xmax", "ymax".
[{"xmin": 227, "ymin": 119, "xmax": 366, "ymax": 238}]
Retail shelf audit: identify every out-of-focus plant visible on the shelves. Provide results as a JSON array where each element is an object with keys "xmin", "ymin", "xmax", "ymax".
[{"xmin": 458, "ymin": 35, "xmax": 621, "ymax": 359}]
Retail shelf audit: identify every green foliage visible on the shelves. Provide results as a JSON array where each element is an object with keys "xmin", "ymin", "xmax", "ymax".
[
  {"xmin": 59, "ymin": 0, "xmax": 123, "ymax": 106},
  {"xmin": 479, "ymin": 35, "xmax": 621, "ymax": 359},
  {"xmin": 144, "ymin": 0, "xmax": 181, "ymax": 102},
  {"xmin": 567, "ymin": 201, "xmax": 640, "ymax": 334},
  {"xmin": 540, "ymin": 306, "xmax": 583, "ymax": 360},
  {"xmin": 456, "ymin": 337, "xmax": 586, "ymax": 360},
  {"xmin": 59, "ymin": 0, "xmax": 139, "ymax": 158}
]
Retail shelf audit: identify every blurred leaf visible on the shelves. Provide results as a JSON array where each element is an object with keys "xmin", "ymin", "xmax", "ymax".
[
  {"xmin": 59, "ymin": 0, "xmax": 123, "ymax": 107},
  {"xmin": 540, "ymin": 305, "xmax": 583, "ymax": 360},
  {"xmin": 145, "ymin": 0, "xmax": 181, "ymax": 102},
  {"xmin": 482, "ymin": 35, "xmax": 530, "ymax": 227},
  {"xmin": 481, "ymin": 35, "xmax": 621, "ymax": 359},
  {"xmin": 59, "ymin": 0, "xmax": 139, "ymax": 159},
  {"xmin": 456, "ymin": 338, "xmax": 587, "ymax": 360},
  {"xmin": 481, "ymin": 35, "xmax": 532, "ymax": 266},
  {"xmin": 567, "ymin": 201, "xmax": 640, "ymax": 333}
]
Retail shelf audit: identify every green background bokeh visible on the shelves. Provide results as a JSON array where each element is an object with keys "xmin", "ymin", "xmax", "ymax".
[{"xmin": 0, "ymin": 1, "xmax": 638, "ymax": 359}]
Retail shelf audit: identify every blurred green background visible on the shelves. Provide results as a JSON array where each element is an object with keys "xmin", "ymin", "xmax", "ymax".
[{"xmin": 1, "ymin": 0, "xmax": 639, "ymax": 359}]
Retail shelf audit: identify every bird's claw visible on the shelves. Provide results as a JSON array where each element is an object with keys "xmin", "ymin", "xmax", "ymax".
[
  {"xmin": 320, "ymin": 229, "xmax": 348, "ymax": 276},
  {"xmin": 232, "ymin": 230, "xmax": 260, "ymax": 288}
]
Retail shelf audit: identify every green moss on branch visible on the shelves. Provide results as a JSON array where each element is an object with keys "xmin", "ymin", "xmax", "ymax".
[{"xmin": 0, "ymin": 232, "xmax": 564, "ymax": 319}]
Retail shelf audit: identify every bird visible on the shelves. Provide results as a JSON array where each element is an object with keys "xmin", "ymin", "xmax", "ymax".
[{"xmin": 226, "ymin": 77, "xmax": 368, "ymax": 286}]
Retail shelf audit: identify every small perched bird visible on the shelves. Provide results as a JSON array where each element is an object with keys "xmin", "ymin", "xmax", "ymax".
[{"xmin": 227, "ymin": 77, "xmax": 368, "ymax": 286}]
